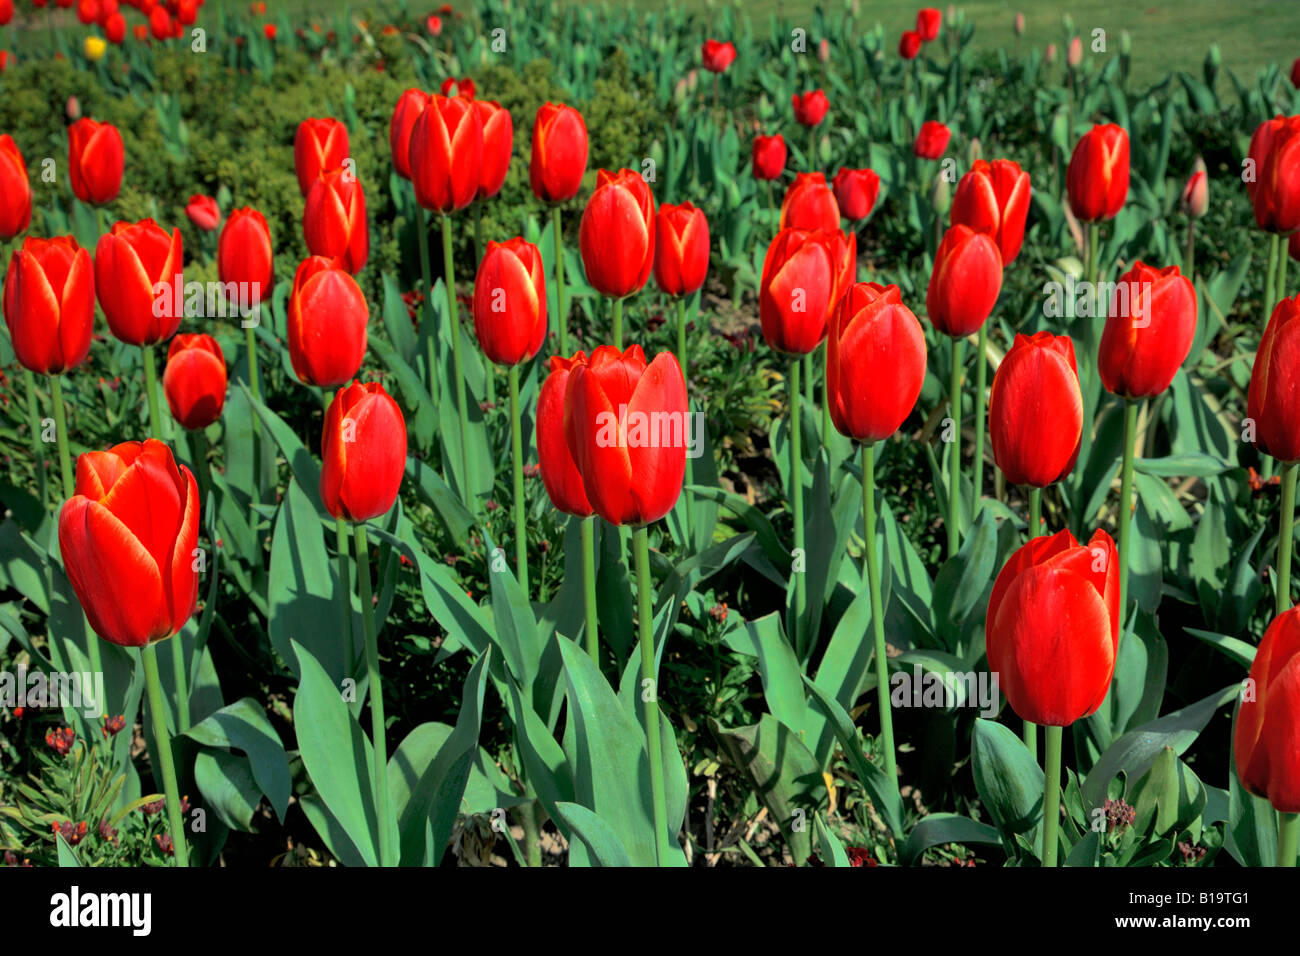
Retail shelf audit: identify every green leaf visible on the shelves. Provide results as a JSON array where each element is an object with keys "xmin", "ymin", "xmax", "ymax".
[
  {"xmin": 815, "ymin": 813, "xmax": 851, "ymax": 867},
  {"xmin": 1133, "ymin": 453, "xmax": 1232, "ymax": 478},
  {"xmin": 193, "ymin": 749, "xmax": 261, "ymax": 831},
  {"xmin": 971, "ymin": 718, "xmax": 1044, "ymax": 836},
  {"xmin": 551, "ymin": 802, "xmax": 633, "ymax": 867},
  {"xmin": 900, "ymin": 814, "xmax": 1001, "ymax": 867},
  {"xmin": 182, "ymin": 696, "xmax": 290, "ymax": 822},
  {"xmin": 723, "ymin": 612, "xmax": 807, "ymax": 737}
]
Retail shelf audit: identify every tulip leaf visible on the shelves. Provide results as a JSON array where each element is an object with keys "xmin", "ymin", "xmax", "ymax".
[
  {"xmin": 550, "ymin": 802, "xmax": 634, "ymax": 868},
  {"xmin": 1133, "ymin": 453, "xmax": 1233, "ymax": 478},
  {"xmin": 405, "ymin": 457, "xmax": 476, "ymax": 543},
  {"xmin": 899, "ymin": 813, "xmax": 1002, "ymax": 867},
  {"xmin": 482, "ymin": 531, "xmax": 543, "ymax": 692},
  {"xmin": 814, "ymin": 813, "xmax": 851, "ymax": 867},
  {"xmin": 370, "ymin": 336, "xmax": 438, "ymax": 453},
  {"xmin": 193, "ymin": 749, "xmax": 261, "ymax": 832},
  {"xmin": 182, "ymin": 696, "xmax": 290, "ymax": 823},
  {"xmin": 723, "ymin": 612, "xmax": 807, "ymax": 737},
  {"xmin": 971, "ymin": 718, "xmax": 1044, "ymax": 837},
  {"xmin": 1183, "ymin": 628, "xmax": 1256, "ymax": 669}
]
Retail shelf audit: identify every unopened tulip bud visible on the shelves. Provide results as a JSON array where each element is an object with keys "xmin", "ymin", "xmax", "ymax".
[
  {"xmin": 1061, "ymin": 13, "xmax": 1074, "ymax": 35},
  {"xmin": 1120, "ymin": 30, "xmax": 1132, "ymax": 56},
  {"xmin": 1181, "ymin": 157, "xmax": 1208, "ymax": 219},
  {"xmin": 1045, "ymin": 43, "xmax": 1057, "ymax": 65},
  {"xmin": 946, "ymin": 5, "xmax": 956, "ymax": 27},
  {"xmin": 1067, "ymin": 35, "xmax": 1082, "ymax": 69},
  {"xmin": 1014, "ymin": 11, "xmax": 1025, "ymax": 36},
  {"xmin": 66, "ymin": 95, "xmax": 80, "ymax": 121},
  {"xmin": 931, "ymin": 172, "xmax": 951, "ymax": 216},
  {"xmin": 969, "ymin": 137, "xmax": 982, "ymax": 163},
  {"xmin": 818, "ymin": 38, "xmax": 830, "ymax": 62}
]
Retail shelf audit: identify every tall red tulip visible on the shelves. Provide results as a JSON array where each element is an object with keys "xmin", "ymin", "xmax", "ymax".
[
  {"xmin": 58, "ymin": 439, "xmax": 200, "ymax": 647},
  {"xmin": 951, "ymin": 159, "xmax": 1032, "ymax": 265},
  {"xmin": 988, "ymin": 331, "xmax": 1083, "ymax": 487},
  {"xmin": 653, "ymin": 202, "xmax": 709, "ymax": 297},
  {"xmin": 474, "ymin": 100, "xmax": 514, "ymax": 200},
  {"xmin": 1248, "ymin": 295, "xmax": 1300, "ymax": 463},
  {"xmin": 791, "ymin": 90, "xmax": 829, "ymax": 127},
  {"xmin": 913, "ymin": 121, "xmax": 951, "ymax": 159},
  {"xmin": 67, "ymin": 118, "xmax": 124, "ymax": 205},
  {"xmin": 0, "ymin": 135, "xmax": 32, "ymax": 239},
  {"xmin": 529, "ymin": 103, "xmax": 588, "ymax": 203},
  {"xmin": 752, "ymin": 134, "xmax": 786, "ymax": 181},
  {"xmin": 1066, "ymin": 123, "xmax": 1130, "ymax": 223},
  {"xmin": 926, "ymin": 224, "xmax": 1002, "ymax": 337},
  {"xmin": 779, "ymin": 172, "xmax": 841, "ymax": 232},
  {"xmin": 832, "ymin": 167, "xmax": 881, "ymax": 221},
  {"xmin": 916, "ymin": 8, "xmax": 941, "ymax": 42},
  {"xmin": 1248, "ymin": 115, "xmax": 1300, "ymax": 234},
  {"xmin": 3, "ymin": 236, "xmax": 95, "ymax": 375},
  {"xmin": 701, "ymin": 40, "xmax": 736, "ymax": 73},
  {"xmin": 389, "ymin": 88, "xmax": 430, "ymax": 181},
  {"xmin": 1098, "ymin": 262, "xmax": 1197, "ymax": 399},
  {"xmin": 94, "ymin": 219, "xmax": 183, "ymax": 346},
  {"xmin": 578, "ymin": 169, "xmax": 656, "ymax": 299},
  {"xmin": 303, "ymin": 167, "xmax": 369, "ymax": 273},
  {"xmin": 217, "ymin": 207, "xmax": 273, "ymax": 306},
  {"xmin": 472, "ymin": 238, "xmax": 547, "ymax": 366},
  {"xmin": 827, "ymin": 282, "xmax": 927, "ymax": 441},
  {"xmin": 185, "ymin": 194, "xmax": 220, "ymax": 232},
  {"xmin": 986, "ymin": 528, "xmax": 1120, "ymax": 726},
  {"xmin": 163, "ymin": 334, "xmax": 227, "ymax": 431},
  {"xmin": 899, "ymin": 30, "xmax": 921, "ymax": 59},
  {"xmin": 410, "ymin": 94, "xmax": 483, "ymax": 214},
  {"xmin": 563, "ymin": 344, "xmax": 687, "ymax": 526},
  {"xmin": 759, "ymin": 228, "xmax": 852, "ymax": 356},
  {"xmin": 293, "ymin": 117, "xmax": 350, "ymax": 197},
  {"xmin": 320, "ymin": 381, "xmax": 408, "ymax": 522},
  {"xmin": 1235, "ymin": 606, "xmax": 1300, "ymax": 812},
  {"xmin": 536, "ymin": 351, "xmax": 593, "ymax": 517},
  {"xmin": 287, "ymin": 256, "xmax": 369, "ymax": 388}
]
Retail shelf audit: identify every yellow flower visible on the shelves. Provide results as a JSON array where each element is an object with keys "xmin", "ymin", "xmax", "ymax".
[{"xmin": 83, "ymin": 36, "xmax": 107, "ymax": 62}]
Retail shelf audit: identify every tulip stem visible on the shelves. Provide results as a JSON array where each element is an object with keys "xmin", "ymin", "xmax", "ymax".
[
  {"xmin": 23, "ymin": 370, "xmax": 49, "ymax": 509},
  {"xmin": 677, "ymin": 298, "xmax": 694, "ymax": 541},
  {"xmin": 442, "ymin": 215, "xmax": 474, "ymax": 503},
  {"xmin": 141, "ymin": 643, "xmax": 190, "ymax": 867},
  {"xmin": 789, "ymin": 358, "xmax": 806, "ymax": 656},
  {"xmin": 947, "ymin": 336, "xmax": 965, "ymax": 558},
  {"xmin": 612, "ymin": 297, "xmax": 624, "ymax": 351},
  {"xmin": 336, "ymin": 516, "xmax": 355, "ymax": 678},
  {"xmin": 1278, "ymin": 239, "xmax": 1291, "ymax": 303},
  {"xmin": 633, "ymin": 525, "xmax": 670, "ymax": 865},
  {"xmin": 972, "ymin": 326, "xmax": 988, "ymax": 519},
  {"xmin": 1086, "ymin": 220, "xmax": 1100, "ymax": 287},
  {"xmin": 1277, "ymin": 461, "xmax": 1297, "ymax": 616},
  {"xmin": 553, "ymin": 207, "xmax": 567, "ymax": 358},
  {"xmin": 416, "ymin": 204, "xmax": 439, "ymax": 409},
  {"xmin": 49, "ymin": 375, "xmax": 74, "ymax": 500},
  {"xmin": 1117, "ymin": 399, "xmax": 1139, "ymax": 641},
  {"xmin": 1041, "ymin": 723, "xmax": 1062, "ymax": 867},
  {"xmin": 581, "ymin": 516, "xmax": 599, "ymax": 664},
  {"xmin": 142, "ymin": 345, "xmax": 163, "ymax": 440},
  {"xmin": 1023, "ymin": 487, "xmax": 1042, "ymax": 761},
  {"xmin": 508, "ymin": 364, "xmax": 529, "ymax": 596},
  {"xmin": 243, "ymin": 324, "xmax": 260, "ymax": 407},
  {"xmin": 1264, "ymin": 233, "xmax": 1280, "ymax": 329},
  {"xmin": 1184, "ymin": 218, "xmax": 1196, "ymax": 280},
  {"xmin": 802, "ymin": 352, "xmax": 813, "ymax": 406},
  {"xmin": 862, "ymin": 442, "xmax": 898, "ymax": 789},
  {"xmin": 1279, "ymin": 812, "xmax": 1300, "ymax": 867},
  {"xmin": 353, "ymin": 522, "xmax": 394, "ymax": 867}
]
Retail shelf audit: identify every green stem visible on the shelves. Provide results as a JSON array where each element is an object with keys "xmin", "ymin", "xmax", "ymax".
[
  {"xmin": 972, "ymin": 325, "xmax": 987, "ymax": 519},
  {"xmin": 802, "ymin": 351, "xmax": 813, "ymax": 406},
  {"xmin": 789, "ymin": 358, "xmax": 806, "ymax": 656},
  {"xmin": 1023, "ymin": 719, "xmax": 1037, "ymax": 761},
  {"xmin": 1277, "ymin": 461, "xmax": 1297, "ymax": 616},
  {"xmin": 142, "ymin": 344, "xmax": 163, "ymax": 440},
  {"xmin": 948, "ymin": 336, "xmax": 965, "ymax": 558},
  {"xmin": 581, "ymin": 516, "xmax": 599, "ymax": 664},
  {"xmin": 1279, "ymin": 811, "xmax": 1300, "ymax": 867},
  {"xmin": 521, "ymin": 802, "xmax": 543, "ymax": 868},
  {"xmin": 1087, "ymin": 220, "xmax": 1100, "ymax": 287},
  {"xmin": 473, "ymin": 202, "xmax": 483, "ymax": 271},
  {"xmin": 1022, "ymin": 487, "xmax": 1043, "ymax": 760},
  {"xmin": 141, "ymin": 643, "xmax": 189, "ymax": 867},
  {"xmin": 1041, "ymin": 723, "xmax": 1062, "ymax": 866},
  {"xmin": 1278, "ymin": 237, "xmax": 1291, "ymax": 303},
  {"xmin": 23, "ymin": 370, "xmax": 49, "ymax": 508},
  {"xmin": 336, "ymin": 516, "xmax": 354, "ymax": 678},
  {"xmin": 49, "ymin": 375, "xmax": 74, "ymax": 500},
  {"xmin": 1265, "ymin": 233, "xmax": 1280, "ymax": 327},
  {"xmin": 353, "ymin": 523, "xmax": 394, "ymax": 868},
  {"xmin": 1117, "ymin": 400, "xmax": 1138, "ymax": 639},
  {"xmin": 553, "ymin": 206, "xmax": 567, "ymax": 358},
  {"xmin": 1184, "ymin": 219, "xmax": 1195, "ymax": 280},
  {"xmin": 820, "ymin": 342, "xmax": 832, "ymax": 444},
  {"xmin": 417, "ymin": 203, "xmax": 439, "ymax": 408},
  {"xmin": 243, "ymin": 324, "xmax": 260, "ymax": 406},
  {"xmin": 862, "ymin": 442, "xmax": 897, "ymax": 788},
  {"xmin": 677, "ymin": 297, "xmax": 693, "ymax": 541},
  {"xmin": 612, "ymin": 297, "xmax": 624, "ymax": 351},
  {"xmin": 633, "ymin": 525, "xmax": 670, "ymax": 865},
  {"xmin": 171, "ymin": 634, "xmax": 190, "ymax": 731},
  {"xmin": 442, "ymin": 215, "xmax": 474, "ymax": 502},
  {"xmin": 508, "ymin": 364, "xmax": 528, "ymax": 595}
]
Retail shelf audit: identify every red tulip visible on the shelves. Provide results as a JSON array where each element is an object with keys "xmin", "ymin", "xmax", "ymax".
[
  {"xmin": 287, "ymin": 256, "xmax": 369, "ymax": 388},
  {"xmin": 0, "ymin": 135, "xmax": 32, "ymax": 240},
  {"xmin": 950, "ymin": 159, "xmax": 1032, "ymax": 265},
  {"xmin": 303, "ymin": 167, "xmax": 368, "ymax": 273},
  {"xmin": 58, "ymin": 439, "xmax": 200, "ymax": 647},
  {"xmin": 3, "ymin": 236, "xmax": 95, "ymax": 375},
  {"xmin": 653, "ymin": 202, "xmax": 710, "ymax": 297},
  {"xmin": 536, "ymin": 351, "xmax": 594, "ymax": 517},
  {"xmin": 791, "ymin": 90, "xmax": 829, "ymax": 127},
  {"xmin": 759, "ymin": 227, "xmax": 853, "ymax": 356},
  {"xmin": 986, "ymin": 528, "xmax": 1120, "ymax": 726},
  {"xmin": 913, "ymin": 120, "xmax": 951, "ymax": 159},
  {"xmin": 926, "ymin": 224, "xmax": 1002, "ymax": 337},
  {"xmin": 1248, "ymin": 115, "xmax": 1300, "ymax": 234},
  {"xmin": 831, "ymin": 167, "xmax": 881, "ymax": 221},
  {"xmin": 263, "ymin": 23, "xmax": 276, "ymax": 40},
  {"xmin": 899, "ymin": 30, "xmax": 921, "ymax": 59},
  {"xmin": 67, "ymin": 118, "xmax": 124, "ymax": 205},
  {"xmin": 93, "ymin": 219, "xmax": 183, "ymax": 346},
  {"xmin": 217, "ymin": 207, "xmax": 273, "ymax": 306},
  {"xmin": 701, "ymin": 39, "xmax": 736, "ymax": 73},
  {"xmin": 1234, "ymin": 606, "xmax": 1300, "ymax": 812},
  {"xmin": 104, "ymin": 12, "xmax": 125, "ymax": 43},
  {"xmin": 389, "ymin": 88, "xmax": 430, "ymax": 181},
  {"xmin": 320, "ymin": 381, "xmax": 408, "ymax": 522},
  {"xmin": 185, "ymin": 194, "xmax": 220, "ymax": 232},
  {"xmin": 440, "ymin": 77, "xmax": 475, "ymax": 99},
  {"xmin": 1181, "ymin": 159, "xmax": 1208, "ymax": 219},
  {"xmin": 0, "ymin": 0, "xmax": 11, "ymax": 24},
  {"xmin": 827, "ymin": 282, "xmax": 927, "ymax": 441},
  {"xmin": 163, "ymin": 334, "xmax": 227, "ymax": 430},
  {"xmin": 1248, "ymin": 294, "xmax": 1300, "ymax": 463},
  {"xmin": 149, "ymin": 5, "xmax": 171, "ymax": 40},
  {"xmin": 410, "ymin": 94, "xmax": 483, "ymax": 214},
  {"xmin": 988, "ymin": 331, "xmax": 1083, "ymax": 487},
  {"xmin": 563, "ymin": 344, "xmax": 687, "ymax": 526},
  {"xmin": 474, "ymin": 100, "xmax": 514, "ymax": 200},
  {"xmin": 1292, "ymin": 58, "xmax": 1300, "ymax": 90},
  {"xmin": 1066, "ymin": 123, "xmax": 1130, "ymax": 223},
  {"xmin": 579, "ymin": 169, "xmax": 656, "ymax": 299},
  {"xmin": 426, "ymin": 14, "xmax": 442, "ymax": 35},
  {"xmin": 1098, "ymin": 262, "xmax": 1197, "ymax": 400},
  {"xmin": 780, "ymin": 172, "xmax": 841, "ymax": 232},
  {"xmin": 752, "ymin": 134, "xmax": 787, "ymax": 181},
  {"xmin": 0, "ymin": 52, "xmax": 11, "ymax": 73},
  {"xmin": 293, "ymin": 117, "xmax": 350, "ymax": 197},
  {"xmin": 529, "ymin": 103, "xmax": 588, "ymax": 203},
  {"xmin": 472, "ymin": 238, "xmax": 547, "ymax": 366},
  {"xmin": 1067, "ymin": 35, "xmax": 1083, "ymax": 69},
  {"xmin": 916, "ymin": 8, "xmax": 941, "ymax": 42}
]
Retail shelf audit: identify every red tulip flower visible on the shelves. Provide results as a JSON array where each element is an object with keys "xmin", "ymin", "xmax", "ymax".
[
  {"xmin": 263, "ymin": 23, "xmax": 277, "ymax": 40},
  {"xmin": 752, "ymin": 134, "xmax": 787, "ymax": 181},
  {"xmin": 287, "ymin": 256, "xmax": 369, "ymax": 388},
  {"xmin": 926, "ymin": 224, "xmax": 1002, "ymax": 337},
  {"xmin": 1248, "ymin": 295, "xmax": 1300, "ymax": 463},
  {"xmin": 0, "ymin": 0, "xmax": 11, "ymax": 24},
  {"xmin": 950, "ymin": 159, "xmax": 1032, "ymax": 265},
  {"xmin": 1234, "ymin": 606, "xmax": 1300, "ymax": 812},
  {"xmin": 320, "ymin": 381, "xmax": 408, "ymax": 522},
  {"xmin": 653, "ymin": 202, "xmax": 710, "ymax": 298},
  {"xmin": 827, "ymin": 282, "xmax": 927, "ymax": 441},
  {"xmin": 578, "ymin": 169, "xmax": 656, "ymax": 299},
  {"xmin": 780, "ymin": 172, "xmax": 841, "ymax": 233},
  {"xmin": 389, "ymin": 88, "xmax": 430, "ymax": 181},
  {"xmin": 831, "ymin": 167, "xmax": 881, "ymax": 222},
  {"xmin": 0, "ymin": 135, "xmax": 32, "ymax": 239},
  {"xmin": 530, "ymin": 103, "xmax": 588, "ymax": 203},
  {"xmin": 474, "ymin": 100, "xmax": 514, "ymax": 200},
  {"xmin": 913, "ymin": 120, "xmax": 951, "ymax": 159},
  {"xmin": 1181, "ymin": 160, "xmax": 1208, "ymax": 219},
  {"xmin": 163, "ymin": 334, "xmax": 227, "ymax": 430},
  {"xmin": 916, "ymin": 8, "xmax": 941, "ymax": 42},
  {"xmin": 185, "ymin": 194, "xmax": 220, "ymax": 232},
  {"xmin": 899, "ymin": 30, "xmax": 921, "ymax": 59},
  {"xmin": 3, "ymin": 236, "xmax": 95, "ymax": 375},
  {"xmin": 791, "ymin": 90, "xmax": 829, "ymax": 127},
  {"xmin": 104, "ymin": 12, "xmax": 125, "ymax": 43},
  {"xmin": 67, "ymin": 118, "xmax": 124, "ymax": 205},
  {"xmin": 58, "ymin": 439, "xmax": 200, "ymax": 647},
  {"xmin": 217, "ymin": 207, "xmax": 273, "ymax": 306},
  {"xmin": 536, "ymin": 351, "xmax": 594, "ymax": 517},
  {"xmin": 94, "ymin": 219, "xmax": 183, "ymax": 346},
  {"xmin": 701, "ymin": 40, "xmax": 737, "ymax": 73},
  {"xmin": 303, "ymin": 167, "xmax": 369, "ymax": 273},
  {"xmin": 293, "ymin": 117, "xmax": 350, "ymax": 197},
  {"xmin": 472, "ymin": 238, "xmax": 547, "ymax": 366},
  {"xmin": 988, "ymin": 331, "xmax": 1083, "ymax": 487},
  {"xmin": 149, "ymin": 5, "xmax": 172, "ymax": 41},
  {"xmin": 1248, "ymin": 115, "xmax": 1300, "ymax": 234},
  {"xmin": 1098, "ymin": 262, "xmax": 1197, "ymax": 400},
  {"xmin": 759, "ymin": 227, "xmax": 853, "ymax": 356},
  {"xmin": 1291, "ymin": 57, "xmax": 1300, "ymax": 90},
  {"xmin": 410, "ymin": 94, "xmax": 483, "ymax": 214},
  {"xmin": 986, "ymin": 528, "xmax": 1120, "ymax": 726},
  {"xmin": 1066, "ymin": 123, "xmax": 1130, "ymax": 223},
  {"xmin": 563, "ymin": 344, "xmax": 688, "ymax": 526}
]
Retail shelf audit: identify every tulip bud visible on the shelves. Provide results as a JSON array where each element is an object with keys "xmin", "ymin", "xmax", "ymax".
[
  {"xmin": 653, "ymin": 202, "xmax": 710, "ymax": 297},
  {"xmin": 968, "ymin": 137, "xmax": 983, "ymax": 164},
  {"xmin": 1061, "ymin": 13, "xmax": 1074, "ymax": 35},
  {"xmin": 1119, "ymin": 29, "xmax": 1132, "ymax": 56},
  {"xmin": 951, "ymin": 158, "xmax": 1032, "ymax": 265},
  {"xmin": 1248, "ymin": 295, "xmax": 1300, "ymax": 463},
  {"xmin": 759, "ymin": 227, "xmax": 855, "ymax": 355},
  {"xmin": 1014, "ymin": 11, "xmax": 1025, "ymax": 36},
  {"xmin": 217, "ymin": 207, "xmax": 273, "ymax": 307},
  {"xmin": 3, "ymin": 236, "xmax": 95, "ymax": 375},
  {"xmin": 930, "ymin": 171, "xmax": 951, "ymax": 217},
  {"xmin": 320, "ymin": 382, "xmax": 408, "ymax": 523},
  {"xmin": 899, "ymin": 30, "xmax": 921, "ymax": 60},
  {"xmin": 94, "ymin": 219, "xmax": 183, "ymax": 346},
  {"xmin": 988, "ymin": 331, "xmax": 1083, "ymax": 487},
  {"xmin": 1067, "ymin": 35, "xmax": 1082, "ymax": 69},
  {"xmin": 1181, "ymin": 157, "xmax": 1208, "ymax": 219},
  {"xmin": 185, "ymin": 194, "xmax": 220, "ymax": 232},
  {"xmin": 163, "ymin": 334, "xmax": 227, "ymax": 431},
  {"xmin": 529, "ymin": 103, "xmax": 589, "ymax": 203},
  {"xmin": 389, "ymin": 89, "xmax": 430, "ymax": 181},
  {"xmin": 913, "ymin": 120, "xmax": 951, "ymax": 160},
  {"xmin": 1045, "ymin": 43, "xmax": 1057, "ymax": 65},
  {"xmin": 752, "ymin": 134, "xmax": 787, "ymax": 181},
  {"xmin": 1248, "ymin": 115, "xmax": 1300, "ymax": 234},
  {"xmin": 67, "ymin": 118, "xmax": 124, "ymax": 205},
  {"xmin": 780, "ymin": 172, "xmax": 841, "ymax": 233},
  {"xmin": 578, "ymin": 169, "xmax": 656, "ymax": 299},
  {"xmin": 537, "ymin": 352, "xmax": 594, "ymax": 518},
  {"xmin": 791, "ymin": 89, "xmax": 830, "ymax": 127},
  {"xmin": 0, "ymin": 135, "xmax": 32, "ymax": 240},
  {"xmin": 1098, "ymin": 262, "xmax": 1197, "ymax": 400},
  {"xmin": 916, "ymin": 7, "xmax": 940, "ymax": 43},
  {"xmin": 818, "ymin": 38, "xmax": 830, "ymax": 63},
  {"xmin": 293, "ymin": 117, "xmax": 349, "ymax": 197},
  {"xmin": 701, "ymin": 39, "xmax": 737, "ymax": 73},
  {"xmin": 925, "ymin": 224, "xmax": 1002, "ymax": 337},
  {"xmin": 1066, "ymin": 124, "xmax": 1130, "ymax": 222},
  {"xmin": 474, "ymin": 100, "xmax": 514, "ymax": 201},
  {"xmin": 287, "ymin": 257, "xmax": 369, "ymax": 388},
  {"xmin": 65, "ymin": 95, "xmax": 81, "ymax": 121},
  {"xmin": 303, "ymin": 168, "xmax": 369, "ymax": 273},
  {"xmin": 1204, "ymin": 42, "xmax": 1220, "ymax": 88},
  {"xmin": 1234, "ymin": 606, "xmax": 1300, "ymax": 812},
  {"xmin": 831, "ymin": 167, "xmax": 881, "ymax": 221},
  {"xmin": 472, "ymin": 238, "xmax": 547, "ymax": 366}
]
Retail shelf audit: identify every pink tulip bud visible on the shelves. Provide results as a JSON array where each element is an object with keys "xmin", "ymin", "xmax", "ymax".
[
  {"xmin": 1045, "ymin": 43, "xmax": 1057, "ymax": 65},
  {"xmin": 1067, "ymin": 36, "xmax": 1082, "ymax": 69},
  {"xmin": 1181, "ymin": 157, "xmax": 1208, "ymax": 219},
  {"xmin": 1014, "ymin": 12, "xmax": 1025, "ymax": 36}
]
